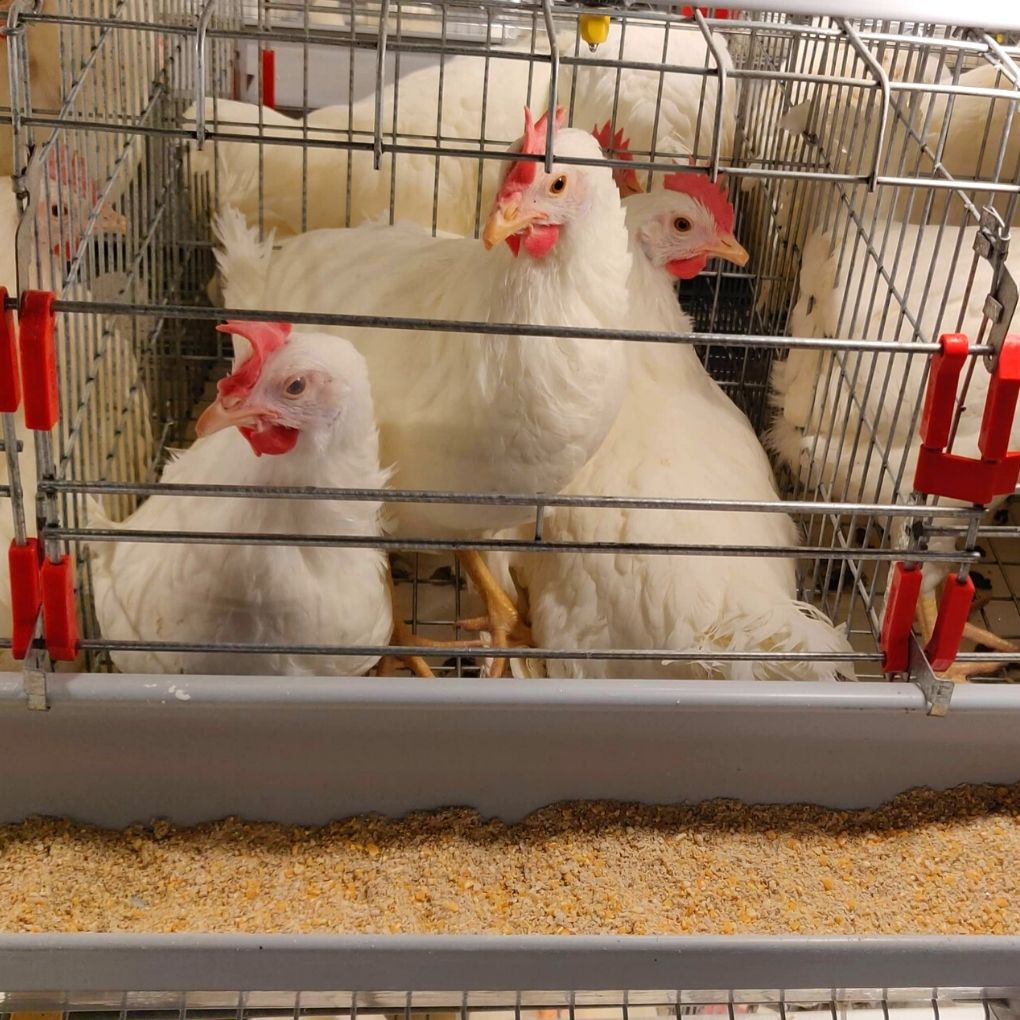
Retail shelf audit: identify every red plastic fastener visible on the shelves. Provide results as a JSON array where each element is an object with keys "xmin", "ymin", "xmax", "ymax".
[
  {"xmin": 41, "ymin": 554, "xmax": 79, "ymax": 661},
  {"xmin": 912, "ymin": 332, "xmax": 1020, "ymax": 505},
  {"xmin": 919, "ymin": 332, "xmax": 969, "ymax": 450},
  {"xmin": 18, "ymin": 290, "xmax": 59, "ymax": 431},
  {"xmin": 0, "ymin": 287, "xmax": 20, "ymax": 413},
  {"xmin": 924, "ymin": 572, "xmax": 975, "ymax": 673},
  {"xmin": 8, "ymin": 537, "xmax": 42, "ymax": 660},
  {"xmin": 880, "ymin": 561, "xmax": 923, "ymax": 673},
  {"xmin": 262, "ymin": 48, "xmax": 277, "ymax": 110},
  {"xmin": 681, "ymin": 7, "xmax": 736, "ymax": 17}
]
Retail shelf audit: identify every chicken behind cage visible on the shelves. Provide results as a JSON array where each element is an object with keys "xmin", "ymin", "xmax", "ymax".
[
  {"xmin": 487, "ymin": 142, "xmax": 855, "ymax": 682},
  {"xmin": 769, "ymin": 222, "xmax": 1020, "ymax": 680},
  {"xmin": 89, "ymin": 320, "xmax": 398, "ymax": 677},
  {"xmin": 0, "ymin": 144, "xmax": 136, "ymax": 671},
  {"xmin": 214, "ymin": 109, "xmax": 633, "ymax": 676},
  {"xmin": 187, "ymin": 16, "xmax": 735, "ymax": 241}
]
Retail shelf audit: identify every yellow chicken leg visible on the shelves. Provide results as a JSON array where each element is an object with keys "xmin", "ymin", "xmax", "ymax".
[
  {"xmin": 378, "ymin": 568, "xmax": 490, "ymax": 677},
  {"xmin": 915, "ymin": 590, "xmax": 1018, "ymax": 682},
  {"xmin": 456, "ymin": 549, "xmax": 533, "ymax": 678}
]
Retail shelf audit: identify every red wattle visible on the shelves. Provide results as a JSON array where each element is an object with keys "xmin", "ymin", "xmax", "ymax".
[
  {"xmin": 505, "ymin": 234, "xmax": 522, "ymax": 257},
  {"xmin": 666, "ymin": 254, "xmax": 708, "ymax": 280},
  {"xmin": 522, "ymin": 224, "xmax": 560, "ymax": 258},
  {"xmin": 240, "ymin": 424, "xmax": 300, "ymax": 457}
]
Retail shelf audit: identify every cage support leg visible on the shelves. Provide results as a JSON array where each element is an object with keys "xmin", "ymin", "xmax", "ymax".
[{"xmin": 456, "ymin": 548, "xmax": 532, "ymax": 678}]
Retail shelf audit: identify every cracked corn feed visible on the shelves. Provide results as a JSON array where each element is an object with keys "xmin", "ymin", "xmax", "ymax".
[{"xmin": 1, "ymin": 783, "xmax": 1018, "ymax": 935}]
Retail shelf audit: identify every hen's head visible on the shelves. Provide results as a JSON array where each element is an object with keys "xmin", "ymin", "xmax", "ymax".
[
  {"xmin": 37, "ymin": 144, "xmax": 129, "ymax": 259},
  {"xmin": 196, "ymin": 321, "xmax": 373, "ymax": 458},
  {"xmin": 632, "ymin": 168, "xmax": 749, "ymax": 279},
  {"xmin": 483, "ymin": 107, "xmax": 611, "ymax": 259}
]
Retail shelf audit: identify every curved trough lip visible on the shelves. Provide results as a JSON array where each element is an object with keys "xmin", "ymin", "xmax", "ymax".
[
  {"xmin": 1, "ymin": 673, "xmax": 1018, "ymax": 712},
  {"xmin": 0, "ymin": 933, "xmax": 1019, "ymax": 993}
]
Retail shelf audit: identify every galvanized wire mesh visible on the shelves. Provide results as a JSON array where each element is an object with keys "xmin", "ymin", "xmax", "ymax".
[{"xmin": 1, "ymin": 1, "xmax": 1018, "ymax": 681}]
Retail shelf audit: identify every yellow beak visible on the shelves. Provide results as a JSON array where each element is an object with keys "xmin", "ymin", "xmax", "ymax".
[
  {"xmin": 195, "ymin": 399, "xmax": 262, "ymax": 437},
  {"xmin": 706, "ymin": 232, "xmax": 750, "ymax": 268},
  {"xmin": 482, "ymin": 202, "xmax": 544, "ymax": 250}
]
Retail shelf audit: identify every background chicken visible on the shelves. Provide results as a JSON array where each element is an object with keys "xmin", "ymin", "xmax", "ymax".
[
  {"xmin": 90, "ymin": 320, "xmax": 394, "ymax": 676},
  {"xmin": 214, "ymin": 109, "xmax": 632, "ymax": 674},
  {"xmin": 770, "ymin": 221, "xmax": 1020, "ymax": 679},
  {"xmin": 188, "ymin": 15, "xmax": 735, "ymax": 239},
  {"xmin": 490, "ymin": 147, "xmax": 854, "ymax": 681},
  {"xmin": 0, "ymin": 144, "xmax": 131, "ymax": 670}
]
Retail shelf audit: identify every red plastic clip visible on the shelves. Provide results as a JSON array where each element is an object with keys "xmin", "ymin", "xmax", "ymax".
[
  {"xmin": 41, "ymin": 554, "xmax": 79, "ymax": 661},
  {"xmin": 0, "ymin": 288, "xmax": 20, "ymax": 413},
  {"xmin": 924, "ymin": 572, "xmax": 975, "ymax": 672},
  {"xmin": 262, "ymin": 48, "xmax": 277, "ymax": 110},
  {"xmin": 880, "ymin": 561, "xmax": 923, "ymax": 673},
  {"xmin": 681, "ymin": 6, "xmax": 736, "ymax": 17},
  {"xmin": 913, "ymin": 332, "xmax": 1020, "ymax": 505},
  {"xmin": 8, "ymin": 537, "xmax": 43, "ymax": 659},
  {"xmin": 18, "ymin": 290, "xmax": 59, "ymax": 432}
]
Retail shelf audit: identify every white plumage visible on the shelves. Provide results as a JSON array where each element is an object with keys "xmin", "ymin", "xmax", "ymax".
[
  {"xmin": 214, "ymin": 124, "xmax": 630, "ymax": 540},
  {"xmin": 769, "ymin": 219, "xmax": 1020, "ymax": 671},
  {"xmin": 188, "ymin": 18, "xmax": 734, "ymax": 238},
  {"xmin": 90, "ymin": 322, "xmax": 393, "ymax": 676},
  {"xmin": 490, "ymin": 183, "xmax": 854, "ymax": 681}
]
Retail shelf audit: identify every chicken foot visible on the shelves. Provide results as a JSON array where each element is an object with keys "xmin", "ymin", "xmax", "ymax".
[
  {"xmin": 455, "ymin": 549, "xmax": 533, "ymax": 678},
  {"xmin": 916, "ymin": 590, "xmax": 1019, "ymax": 682},
  {"xmin": 377, "ymin": 568, "xmax": 491, "ymax": 677}
]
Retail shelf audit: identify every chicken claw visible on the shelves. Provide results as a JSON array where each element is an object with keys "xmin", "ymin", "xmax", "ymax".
[
  {"xmin": 379, "ymin": 569, "xmax": 489, "ymax": 678},
  {"xmin": 456, "ymin": 549, "xmax": 533, "ymax": 678},
  {"xmin": 916, "ymin": 590, "xmax": 1019, "ymax": 682}
]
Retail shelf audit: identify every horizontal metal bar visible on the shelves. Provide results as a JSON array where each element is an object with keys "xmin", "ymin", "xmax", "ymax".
[
  {"xmin": 76, "ymin": 637, "xmax": 877, "ymax": 663},
  {"xmin": 47, "ymin": 301, "xmax": 995, "ymax": 355},
  {"xmin": 44, "ymin": 479, "xmax": 984, "ymax": 518},
  {"xmin": 54, "ymin": 527, "xmax": 969, "ymax": 562},
  {"xmin": 0, "ymin": 933, "xmax": 1018, "ymax": 992}
]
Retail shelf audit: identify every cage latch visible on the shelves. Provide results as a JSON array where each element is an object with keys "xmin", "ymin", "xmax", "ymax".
[
  {"xmin": 18, "ymin": 289, "xmax": 80, "ymax": 663},
  {"xmin": 261, "ymin": 48, "xmax": 277, "ymax": 110},
  {"xmin": 0, "ymin": 285, "xmax": 43, "ymax": 662},
  {"xmin": 912, "ymin": 332, "xmax": 1020, "ymax": 505},
  {"xmin": 880, "ymin": 560, "xmax": 923, "ymax": 674}
]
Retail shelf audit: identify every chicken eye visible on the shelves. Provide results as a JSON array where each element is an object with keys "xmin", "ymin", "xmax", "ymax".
[
  {"xmin": 674, "ymin": 216, "xmax": 692, "ymax": 233},
  {"xmin": 549, "ymin": 174, "xmax": 568, "ymax": 195},
  {"xmin": 284, "ymin": 377, "xmax": 306, "ymax": 397}
]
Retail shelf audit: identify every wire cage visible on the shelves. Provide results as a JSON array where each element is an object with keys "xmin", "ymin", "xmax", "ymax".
[{"xmin": 0, "ymin": 0, "xmax": 1019, "ymax": 696}]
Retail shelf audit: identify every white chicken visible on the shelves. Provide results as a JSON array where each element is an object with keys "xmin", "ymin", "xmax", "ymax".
[
  {"xmin": 769, "ymin": 221, "xmax": 1020, "ymax": 679},
  {"xmin": 187, "ymin": 16, "xmax": 735, "ymax": 239},
  {"xmin": 490, "ymin": 141, "xmax": 854, "ymax": 681},
  {"xmin": 89, "ymin": 320, "xmax": 394, "ymax": 676},
  {"xmin": 214, "ymin": 109, "xmax": 631, "ymax": 674},
  {"xmin": 0, "ymin": 144, "xmax": 131, "ymax": 671}
]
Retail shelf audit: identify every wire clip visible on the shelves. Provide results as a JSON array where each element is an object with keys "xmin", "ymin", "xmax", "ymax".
[
  {"xmin": 18, "ymin": 290, "xmax": 60, "ymax": 431},
  {"xmin": 0, "ymin": 286, "xmax": 20, "ymax": 413},
  {"xmin": 913, "ymin": 332, "xmax": 1020, "ymax": 505},
  {"xmin": 41, "ymin": 554, "xmax": 79, "ymax": 661},
  {"xmin": 880, "ymin": 561, "xmax": 923, "ymax": 673},
  {"xmin": 9, "ymin": 537, "xmax": 42, "ymax": 660}
]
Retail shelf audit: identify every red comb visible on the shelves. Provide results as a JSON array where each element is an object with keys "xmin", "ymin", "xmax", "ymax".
[
  {"xmin": 46, "ymin": 145, "xmax": 99, "ymax": 204},
  {"xmin": 216, "ymin": 320, "xmax": 293, "ymax": 399},
  {"xmin": 499, "ymin": 106, "xmax": 565, "ymax": 193},
  {"xmin": 663, "ymin": 169, "xmax": 734, "ymax": 232},
  {"xmin": 592, "ymin": 120, "xmax": 643, "ymax": 196}
]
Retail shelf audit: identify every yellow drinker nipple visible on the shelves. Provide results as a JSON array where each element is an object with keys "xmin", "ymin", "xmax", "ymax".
[{"xmin": 579, "ymin": 14, "xmax": 610, "ymax": 49}]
